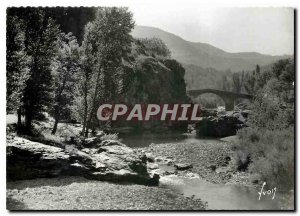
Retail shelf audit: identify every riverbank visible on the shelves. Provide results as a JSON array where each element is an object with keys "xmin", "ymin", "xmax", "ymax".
[
  {"xmin": 7, "ymin": 131, "xmax": 291, "ymax": 210},
  {"xmin": 6, "ymin": 120, "xmax": 288, "ymax": 210},
  {"xmin": 139, "ymin": 134, "xmax": 257, "ymax": 186},
  {"xmin": 7, "ymin": 176, "xmax": 206, "ymax": 210}
]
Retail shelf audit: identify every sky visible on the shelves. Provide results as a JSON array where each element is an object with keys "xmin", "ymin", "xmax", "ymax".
[{"xmin": 128, "ymin": 6, "xmax": 294, "ymax": 56}]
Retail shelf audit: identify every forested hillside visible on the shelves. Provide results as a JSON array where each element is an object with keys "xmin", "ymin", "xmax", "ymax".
[{"xmin": 132, "ymin": 25, "xmax": 290, "ymax": 72}]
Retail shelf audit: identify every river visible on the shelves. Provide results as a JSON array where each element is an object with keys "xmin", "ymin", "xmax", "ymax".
[{"xmin": 120, "ymin": 132, "xmax": 283, "ymax": 210}]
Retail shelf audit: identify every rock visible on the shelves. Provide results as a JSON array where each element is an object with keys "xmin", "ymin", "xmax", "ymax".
[
  {"xmin": 99, "ymin": 139, "xmax": 126, "ymax": 147},
  {"xmin": 7, "ymin": 137, "xmax": 159, "ymax": 186},
  {"xmin": 81, "ymin": 148, "xmax": 92, "ymax": 154},
  {"xmin": 154, "ymin": 156, "xmax": 174, "ymax": 165},
  {"xmin": 139, "ymin": 153, "xmax": 147, "ymax": 163},
  {"xmin": 201, "ymin": 109, "xmax": 218, "ymax": 117},
  {"xmin": 241, "ymin": 109, "xmax": 251, "ymax": 118},
  {"xmin": 147, "ymin": 163, "xmax": 159, "ymax": 170},
  {"xmin": 185, "ymin": 172, "xmax": 200, "ymax": 179},
  {"xmin": 216, "ymin": 167, "xmax": 227, "ymax": 174},
  {"xmin": 155, "ymin": 157, "xmax": 163, "ymax": 162},
  {"xmin": 95, "ymin": 131, "xmax": 105, "ymax": 137},
  {"xmin": 68, "ymin": 148, "xmax": 93, "ymax": 164},
  {"xmin": 163, "ymin": 171, "xmax": 174, "ymax": 175},
  {"xmin": 68, "ymin": 162, "xmax": 90, "ymax": 175},
  {"xmin": 97, "ymin": 145, "xmax": 134, "ymax": 155},
  {"xmin": 68, "ymin": 136, "xmax": 81, "ymax": 146},
  {"xmin": 145, "ymin": 152, "xmax": 155, "ymax": 162},
  {"xmin": 208, "ymin": 164, "xmax": 216, "ymax": 171},
  {"xmin": 149, "ymin": 173, "xmax": 160, "ymax": 186},
  {"xmin": 226, "ymin": 173, "xmax": 232, "ymax": 179},
  {"xmin": 195, "ymin": 112, "xmax": 247, "ymax": 137},
  {"xmin": 174, "ymin": 163, "xmax": 193, "ymax": 170},
  {"xmin": 82, "ymin": 137, "xmax": 100, "ymax": 148},
  {"xmin": 7, "ymin": 137, "xmax": 70, "ymax": 180},
  {"xmin": 225, "ymin": 156, "xmax": 231, "ymax": 162},
  {"xmin": 166, "ymin": 160, "xmax": 173, "ymax": 166}
]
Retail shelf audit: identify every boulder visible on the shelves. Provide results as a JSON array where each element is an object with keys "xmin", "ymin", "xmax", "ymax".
[
  {"xmin": 174, "ymin": 163, "xmax": 193, "ymax": 170},
  {"xmin": 195, "ymin": 112, "xmax": 246, "ymax": 137},
  {"xmin": 7, "ymin": 137, "xmax": 70, "ymax": 180},
  {"xmin": 82, "ymin": 137, "xmax": 100, "ymax": 148},
  {"xmin": 7, "ymin": 137, "xmax": 159, "ymax": 186},
  {"xmin": 145, "ymin": 152, "xmax": 155, "ymax": 162}
]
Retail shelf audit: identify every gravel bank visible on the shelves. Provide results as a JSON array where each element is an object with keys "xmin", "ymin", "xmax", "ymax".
[
  {"xmin": 7, "ymin": 176, "xmax": 206, "ymax": 210},
  {"xmin": 141, "ymin": 137, "xmax": 254, "ymax": 185}
]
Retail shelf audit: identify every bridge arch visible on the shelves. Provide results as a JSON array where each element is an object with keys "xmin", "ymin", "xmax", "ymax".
[{"xmin": 187, "ymin": 89, "xmax": 253, "ymax": 111}]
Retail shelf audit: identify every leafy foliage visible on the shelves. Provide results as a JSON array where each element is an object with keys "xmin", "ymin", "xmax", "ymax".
[
  {"xmin": 51, "ymin": 32, "xmax": 80, "ymax": 134},
  {"xmin": 6, "ymin": 15, "xmax": 30, "ymax": 113},
  {"xmin": 237, "ymin": 127, "xmax": 294, "ymax": 190},
  {"xmin": 137, "ymin": 37, "xmax": 171, "ymax": 57},
  {"xmin": 7, "ymin": 8, "xmax": 61, "ymax": 133},
  {"xmin": 75, "ymin": 7, "xmax": 135, "ymax": 136},
  {"xmin": 236, "ymin": 58, "xmax": 294, "ymax": 190}
]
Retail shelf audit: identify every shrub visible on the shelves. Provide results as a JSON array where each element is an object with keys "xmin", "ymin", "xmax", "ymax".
[{"xmin": 236, "ymin": 127, "xmax": 294, "ymax": 190}]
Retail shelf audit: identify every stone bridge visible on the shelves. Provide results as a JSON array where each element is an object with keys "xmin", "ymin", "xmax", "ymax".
[{"xmin": 187, "ymin": 89, "xmax": 253, "ymax": 111}]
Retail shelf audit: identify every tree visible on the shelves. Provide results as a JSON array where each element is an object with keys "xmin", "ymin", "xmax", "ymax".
[
  {"xmin": 138, "ymin": 37, "xmax": 171, "ymax": 57},
  {"xmin": 232, "ymin": 72, "xmax": 242, "ymax": 93},
  {"xmin": 78, "ymin": 7, "xmax": 135, "ymax": 136},
  {"xmin": 51, "ymin": 33, "xmax": 80, "ymax": 134},
  {"xmin": 12, "ymin": 8, "xmax": 60, "ymax": 133},
  {"xmin": 6, "ymin": 15, "xmax": 30, "ymax": 128},
  {"xmin": 243, "ymin": 65, "xmax": 261, "ymax": 95},
  {"xmin": 74, "ymin": 23, "xmax": 96, "ymax": 135},
  {"xmin": 221, "ymin": 74, "xmax": 231, "ymax": 91},
  {"xmin": 236, "ymin": 59, "xmax": 294, "ymax": 190},
  {"xmin": 255, "ymin": 64, "xmax": 260, "ymax": 75},
  {"xmin": 245, "ymin": 71, "xmax": 257, "ymax": 95}
]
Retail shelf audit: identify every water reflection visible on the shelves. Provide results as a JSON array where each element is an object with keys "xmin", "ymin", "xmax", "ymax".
[{"xmin": 120, "ymin": 131, "xmax": 218, "ymax": 148}]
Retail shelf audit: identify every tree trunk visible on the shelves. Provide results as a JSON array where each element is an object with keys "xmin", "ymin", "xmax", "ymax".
[
  {"xmin": 84, "ymin": 126, "xmax": 89, "ymax": 138},
  {"xmin": 51, "ymin": 118, "xmax": 59, "ymax": 135},
  {"xmin": 81, "ymin": 74, "xmax": 89, "ymax": 136},
  {"xmin": 85, "ymin": 70, "xmax": 102, "ymax": 137},
  {"xmin": 17, "ymin": 108, "xmax": 22, "ymax": 128},
  {"xmin": 82, "ymin": 94, "xmax": 87, "ymax": 135},
  {"xmin": 25, "ymin": 108, "xmax": 32, "ymax": 134}
]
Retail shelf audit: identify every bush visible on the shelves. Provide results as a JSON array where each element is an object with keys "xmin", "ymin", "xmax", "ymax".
[
  {"xmin": 234, "ymin": 58, "xmax": 294, "ymax": 191},
  {"xmin": 236, "ymin": 127, "xmax": 294, "ymax": 190}
]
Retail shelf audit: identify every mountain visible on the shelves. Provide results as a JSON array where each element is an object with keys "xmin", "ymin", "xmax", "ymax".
[{"xmin": 132, "ymin": 26, "xmax": 290, "ymax": 72}]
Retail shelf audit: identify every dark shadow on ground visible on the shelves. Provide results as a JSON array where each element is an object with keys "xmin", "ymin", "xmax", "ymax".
[{"xmin": 7, "ymin": 196, "xmax": 28, "ymax": 210}]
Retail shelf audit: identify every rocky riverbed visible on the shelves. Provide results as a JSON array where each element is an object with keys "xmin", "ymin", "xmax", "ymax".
[
  {"xmin": 6, "ymin": 124, "xmax": 207, "ymax": 210},
  {"xmin": 5, "ymin": 120, "xmax": 269, "ymax": 210},
  {"xmin": 138, "ymin": 135, "xmax": 258, "ymax": 186},
  {"xmin": 7, "ymin": 176, "xmax": 206, "ymax": 210}
]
